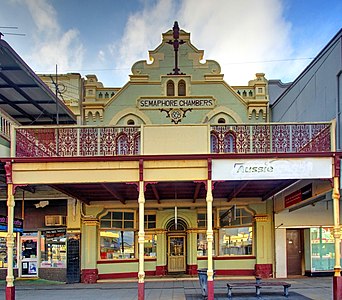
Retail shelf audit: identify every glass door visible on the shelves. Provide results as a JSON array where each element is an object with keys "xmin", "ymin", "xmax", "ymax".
[
  {"xmin": 168, "ymin": 235, "xmax": 186, "ymax": 273},
  {"xmin": 20, "ymin": 233, "xmax": 38, "ymax": 277}
]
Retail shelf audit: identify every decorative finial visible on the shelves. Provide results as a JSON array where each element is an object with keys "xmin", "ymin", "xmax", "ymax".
[{"xmin": 167, "ymin": 21, "xmax": 185, "ymax": 75}]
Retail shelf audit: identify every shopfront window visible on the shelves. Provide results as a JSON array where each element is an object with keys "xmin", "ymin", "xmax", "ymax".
[
  {"xmin": 310, "ymin": 227, "xmax": 335, "ymax": 271},
  {"xmin": 144, "ymin": 234, "xmax": 157, "ymax": 257},
  {"xmin": 197, "ymin": 232, "xmax": 215, "ymax": 256},
  {"xmin": 40, "ymin": 229, "xmax": 67, "ymax": 268},
  {"xmin": 144, "ymin": 214, "xmax": 156, "ymax": 229},
  {"xmin": 218, "ymin": 207, "xmax": 253, "ymax": 256},
  {"xmin": 100, "ymin": 211, "xmax": 135, "ymax": 260}
]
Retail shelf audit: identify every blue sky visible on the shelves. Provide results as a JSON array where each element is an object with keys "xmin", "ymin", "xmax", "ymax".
[{"xmin": 1, "ymin": 0, "xmax": 341, "ymax": 87}]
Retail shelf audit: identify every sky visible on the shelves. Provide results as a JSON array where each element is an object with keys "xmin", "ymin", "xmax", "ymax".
[{"xmin": 0, "ymin": 0, "xmax": 341, "ymax": 88}]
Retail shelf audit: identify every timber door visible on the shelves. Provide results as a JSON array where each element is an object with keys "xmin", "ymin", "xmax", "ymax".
[
  {"xmin": 286, "ymin": 229, "xmax": 303, "ymax": 275},
  {"xmin": 168, "ymin": 235, "xmax": 186, "ymax": 273}
]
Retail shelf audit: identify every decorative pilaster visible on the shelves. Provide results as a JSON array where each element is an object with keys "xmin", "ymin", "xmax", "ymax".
[
  {"xmin": 138, "ymin": 180, "xmax": 145, "ymax": 300},
  {"xmin": 206, "ymin": 179, "xmax": 214, "ymax": 300},
  {"xmin": 254, "ymin": 214, "xmax": 273, "ymax": 278},
  {"xmin": 6, "ymin": 183, "xmax": 15, "ymax": 300},
  {"xmin": 81, "ymin": 218, "xmax": 99, "ymax": 283}
]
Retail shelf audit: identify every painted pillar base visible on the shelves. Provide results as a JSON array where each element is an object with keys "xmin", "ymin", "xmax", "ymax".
[
  {"xmin": 333, "ymin": 276, "xmax": 342, "ymax": 300},
  {"xmin": 255, "ymin": 264, "xmax": 272, "ymax": 278},
  {"xmin": 81, "ymin": 269, "xmax": 98, "ymax": 284},
  {"xmin": 207, "ymin": 280, "xmax": 214, "ymax": 300},
  {"xmin": 138, "ymin": 282, "xmax": 144, "ymax": 300},
  {"xmin": 6, "ymin": 286, "xmax": 15, "ymax": 300}
]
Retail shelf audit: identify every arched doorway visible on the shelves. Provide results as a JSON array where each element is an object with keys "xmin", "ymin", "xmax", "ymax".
[{"xmin": 166, "ymin": 218, "xmax": 187, "ymax": 273}]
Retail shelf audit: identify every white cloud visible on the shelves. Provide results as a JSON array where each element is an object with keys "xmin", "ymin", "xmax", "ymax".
[
  {"xmin": 179, "ymin": 0, "xmax": 294, "ymax": 84},
  {"xmin": 112, "ymin": 0, "xmax": 297, "ymax": 85},
  {"xmin": 12, "ymin": 0, "xmax": 85, "ymax": 74}
]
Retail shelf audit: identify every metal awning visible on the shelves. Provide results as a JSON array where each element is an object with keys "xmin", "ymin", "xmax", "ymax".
[{"xmin": 0, "ymin": 37, "xmax": 76, "ymax": 125}]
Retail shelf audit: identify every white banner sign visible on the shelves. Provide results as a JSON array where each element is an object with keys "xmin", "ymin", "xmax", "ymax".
[{"xmin": 212, "ymin": 157, "xmax": 333, "ymax": 180}]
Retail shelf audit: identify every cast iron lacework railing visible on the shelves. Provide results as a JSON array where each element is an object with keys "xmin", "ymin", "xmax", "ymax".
[
  {"xmin": 16, "ymin": 126, "xmax": 140, "ymax": 157},
  {"xmin": 210, "ymin": 123, "xmax": 331, "ymax": 154}
]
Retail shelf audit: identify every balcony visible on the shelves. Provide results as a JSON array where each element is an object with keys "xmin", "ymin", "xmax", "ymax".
[
  {"xmin": 13, "ymin": 122, "xmax": 332, "ymax": 158},
  {"xmin": 0, "ymin": 108, "xmax": 20, "ymax": 141}
]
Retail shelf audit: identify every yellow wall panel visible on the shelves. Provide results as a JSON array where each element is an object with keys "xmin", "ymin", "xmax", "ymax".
[{"xmin": 142, "ymin": 125, "xmax": 209, "ymax": 155}]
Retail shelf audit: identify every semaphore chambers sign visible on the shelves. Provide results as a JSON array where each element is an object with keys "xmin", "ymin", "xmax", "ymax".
[{"xmin": 137, "ymin": 97, "xmax": 216, "ymax": 109}]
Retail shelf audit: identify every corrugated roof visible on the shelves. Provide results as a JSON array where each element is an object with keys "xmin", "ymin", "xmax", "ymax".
[{"xmin": 0, "ymin": 37, "xmax": 76, "ymax": 125}]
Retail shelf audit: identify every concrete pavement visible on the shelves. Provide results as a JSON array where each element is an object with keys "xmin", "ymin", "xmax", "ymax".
[{"xmin": 0, "ymin": 276, "xmax": 334, "ymax": 300}]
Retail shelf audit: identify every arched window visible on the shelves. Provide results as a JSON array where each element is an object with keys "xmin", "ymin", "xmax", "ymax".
[
  {"xmin": 224, "ymin": 132, "xmax": 236, "ymax": 153},
  {"xmin": 167, "ymin": 80, "xmax": 175, "ymax": 96},
  {"xmin": 98, "ymin": 92, "xmax": 103, "ymax": 99},
  {"xmin": 178, "ymin": 80, "xmax": 186, "ymax": 96},
  {"xmin": 127, "ymin": 119, "xmax": 135, "ymax": 125},
  {"xmin": 105, "ymin": 92, "xmax": 109, "ymax": 98},
  {"xmin": 218, "ymin": 118, "xmax": 226, "ymax": 124}
]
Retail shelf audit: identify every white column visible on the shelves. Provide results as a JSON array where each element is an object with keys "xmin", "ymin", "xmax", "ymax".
[
  {"xmin": 206, "ymin": 180, "xmax": 214, "ymax": 280},
  {"xmin": 138, "ymin": 181, "xmax": 145, "ymax": 283},
  {"xmin": 333, "ymin": 176, "xmax": 341, "ymax": 276},
  {"xmin": 6, "ymin": 184, "xmax": 15, "ymax": 288}
]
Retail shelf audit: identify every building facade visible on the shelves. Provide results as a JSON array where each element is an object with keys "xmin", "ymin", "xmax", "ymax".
[{"xmin": 0, "ymin": 23, "xmax": 341, "ymax": 300}]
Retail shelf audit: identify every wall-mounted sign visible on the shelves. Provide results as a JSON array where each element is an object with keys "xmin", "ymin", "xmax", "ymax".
[
  {"xmin": 137, "ymin": 97, "xmax": 216, "ymax": 109},
  {"xmin": 0, "ymin": 215, "xmax": 23, "ymax": 232},
  {"xmin": 285, "ymin": 184, "xmax": 313, "ymax": 208},
  {"xmin": 212, "ymin": 157, "xmax": 333, "ymax": 180}
]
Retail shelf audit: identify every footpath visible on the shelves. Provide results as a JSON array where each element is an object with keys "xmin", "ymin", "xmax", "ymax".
[{"xmin": 0, "ymin": 276, "xmax": 333, "ymax": 300}]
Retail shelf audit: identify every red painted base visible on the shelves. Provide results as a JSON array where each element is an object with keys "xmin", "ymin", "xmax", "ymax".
[
  {"xmin": 138, "ymin": 282, "xmax": 144, "ymax": 300},
  {"xmin": 207, "ymin": 280, "xmax": 214, "ymax": 300},
  {"xmin": 6, "ymin": 286, "xmax": 15, "ymax": 300},
  {"xmin": 255, "ymin": 263, "xmax": 272, "ymax": 278},
  {"xmin": 81, "ymin": 269, "xmax": 98, "ymax": 283},
  {"xmin": 155, "ymin": 265, "xmax": 167, "ymax": 276},
  {"xmin": 333, "ymin": 276, "xmax": 342, "ymax": 300},
  {"xmin": 187, "ymin": 264, "xmax": 198, "ymax": 275}
]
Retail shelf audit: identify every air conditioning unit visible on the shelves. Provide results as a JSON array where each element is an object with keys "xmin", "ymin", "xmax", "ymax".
[{"xmin": 45, "ymin": 215, "xmax": 66, "ymax": 227}]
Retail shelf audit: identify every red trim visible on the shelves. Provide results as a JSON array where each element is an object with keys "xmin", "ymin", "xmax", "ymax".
[
  {"xmin": 208, "ymin": 158, "xmax": 212, "ymax": 181},
  {"xmin": 156, "ymin": 265, "xmax": 167, "ymax": 276},
  {"xmin": 215, "ymin": 269, "xmax": 255, "ymax": 276},
  {"xmin": 98, "ymin": 270, "xmax": 156, "ymax": 280},
  {"xmin": 2, "ymin": 151, "xmax": 336, "ymax": 164},
  {"xmin": 97, "ymin": 259, "xmax": 139, "ymax": 264},
  {"xmin": 207, "ymin": 280, "xmax": 214, "ymax": 300},
  {"xmin": 6, "ymin": 286, "xmax": 15, "ymax": 300},
  {"xmin": 197, "ymin": 256, "xmax": 256, "ymax": 260},
  {"xmin": 138, "ymin": 282, "xmax": 145, "ymax": 300},
  {"xmin": 99, "ymin": 272, "xmax": 137, "ymax": 279},
  {"xmin": 139, "ymin": 159, "xmax": 144, "ymax": 182},
  {"xmin": 333, "ymin": 276, "xmax": 342, "ymax": 300},
  {"xmin": 186, "ymin": 264, "xmax": 198, "ymax": 275}
]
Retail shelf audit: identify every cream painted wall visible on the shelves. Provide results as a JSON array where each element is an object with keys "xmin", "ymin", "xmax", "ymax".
[
  {"xmin": 142, "ymin": 124, "xmax": 209, "ymax": 155},
  {"xmin": 275, "ymin": 228, "xmax": 287, "ymax": 278}
]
